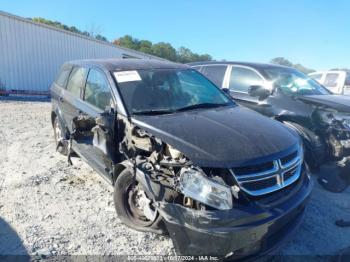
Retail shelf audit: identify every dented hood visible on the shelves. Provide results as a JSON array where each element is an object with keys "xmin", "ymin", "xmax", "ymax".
[
  {"xmin": 131, "ymin": 106, "xmax": 298, "ymax": 168},
  {"xmin": 298, "ymin": 95, "xmax": 350, "ymax": 113}
]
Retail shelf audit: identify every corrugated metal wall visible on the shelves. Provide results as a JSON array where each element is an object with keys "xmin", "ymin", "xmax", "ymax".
[{"xmin": 0, "ymin": 11, "xmax": 160, "ymax": 94}]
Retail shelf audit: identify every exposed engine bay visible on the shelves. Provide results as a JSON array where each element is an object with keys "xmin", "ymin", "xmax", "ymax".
[
  {"xmin": 118, "ymin": 120, "xmax": 237, "ymax": 212},
  {"xmin": 314, "ymin": 109, "xmax": 350, "ymax": 159}
]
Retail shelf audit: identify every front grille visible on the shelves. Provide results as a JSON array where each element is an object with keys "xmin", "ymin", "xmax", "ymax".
[{"xmin": 230, "ymin": 149, "xmax": 302, "ymax": 196}]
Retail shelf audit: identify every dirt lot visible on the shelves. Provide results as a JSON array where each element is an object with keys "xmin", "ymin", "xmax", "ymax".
[{"xmin": 0, "ymin": 100, "xmax": 349, "ymax": 258}]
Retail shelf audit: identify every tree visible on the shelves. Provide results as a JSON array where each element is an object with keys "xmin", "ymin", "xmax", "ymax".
[
  {"xmin": 30, "ymin": 17, "xmax": 108, "ymax": 42},
  {"xmin": 270, "ymin": 57, "xmax": 315, "ymax": 74},
  {"xmin": 151, "ymin": 42, "xmax": 177, "ymax": 61},
  {"xmin": 113, "ymin": 35, "xmax": 213, "ymax": 62},
  {"xmin": 270, "ymin": 57, "xmax": 293, "ymax": 67},
  {"xmin": 177, "ymin": 47, "xmax": 194, "ymax": 63},
  {"xmin": 95, "ymin": 34, "xmax": 108, "ymax": 42},
  {"xmin": 113, "ymin": 35, "xmax": 139, "ymax": 50},
  {"xmin": 138, "ymin": 40, "xmax": 153, "ymax": 54}
]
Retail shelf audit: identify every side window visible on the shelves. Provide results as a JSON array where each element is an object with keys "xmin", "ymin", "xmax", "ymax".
[
  {"xmin": 324, "ymin": 73, "xmax": 339, "ymax": 88},
  {"xmin": 66, "ymin": 67, "xmax": 87, "ymax": 97},
  {"xmin": 55, "ymin": 65, "xmax": 72, "ymax": 87},
  {"xmin": 84, "ymin": 69, "xmax": 112, "ymax": 111},
  {"xmin": 309, "ymin": 73, "xmax": 322, "ymax": 83},
  {"xmin": 229, "ymin": 67, "xmax": 264, "ymax": 92},
  {"xmin": 200, "ymin": 65, "xmax": 227, "ymax": 87}
]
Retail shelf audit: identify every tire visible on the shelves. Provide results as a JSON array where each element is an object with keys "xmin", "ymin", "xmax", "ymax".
[
  {"xmin": 283, "ymin": 121, "xmax": 324, "ymax": 171},
  {"xmin": 53, "ymin": 116, "xmax": 68, "ymax": 156},
  {"xmin": 113, "ymin": 168, "xmax": 166, "ymax": 234}
]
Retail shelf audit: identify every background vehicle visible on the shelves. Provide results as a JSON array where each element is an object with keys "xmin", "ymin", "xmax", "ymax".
[
  {"xmin": 51, "ymin": 59, "xmax": 311, "ymax": 258},
  {"xmin": 309, "ymin": 70, "xmax": 350, "ymax": 95},
  {"xmin": 190, "ymin": 62, "xmax": 350, "ymax": 172}
]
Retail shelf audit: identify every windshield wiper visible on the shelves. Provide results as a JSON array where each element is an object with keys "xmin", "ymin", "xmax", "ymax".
[
  {"xmin": 175, "ymin": 102, "xmax": 231, "ymax": 112},
  {"xmin": 132, "ymin": 109, "xmax": 175, "ymax": 115}
]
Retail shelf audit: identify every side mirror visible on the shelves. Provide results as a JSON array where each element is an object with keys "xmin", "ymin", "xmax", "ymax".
[{"xmin": 248, "ymin": 85, "xmax": 270, "ymax": 100}]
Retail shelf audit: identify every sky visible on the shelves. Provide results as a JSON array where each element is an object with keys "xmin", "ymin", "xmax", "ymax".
[{"xmin": 1, "ymin": 0, "xmax": 349, "ymax": 70}]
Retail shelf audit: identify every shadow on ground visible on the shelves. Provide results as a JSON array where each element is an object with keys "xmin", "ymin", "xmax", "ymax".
[{"xmin": 0, "ymin": 217, "xmax": 29, "ymax": 261}]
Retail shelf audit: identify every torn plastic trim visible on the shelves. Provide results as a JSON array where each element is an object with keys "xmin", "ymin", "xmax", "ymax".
[
  {"xmin": 157, "ymin": 170, "xmax": 311, "ymax": 229},
  {"xmin": 156, "ymin": 173, "xmax": 312, "ymax": 257}
]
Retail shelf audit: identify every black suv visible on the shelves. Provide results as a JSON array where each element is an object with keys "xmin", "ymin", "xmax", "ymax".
[
  {"xmin": 190, "ymin": 62, "xmax": 350, "ymax": 175},
  {"xmin": 51, "ymin": 59, "xmax": 312, "ymax": 258}
]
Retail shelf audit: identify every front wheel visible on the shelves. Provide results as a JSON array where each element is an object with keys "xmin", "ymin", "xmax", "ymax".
[
  {"xmin": 113, "ymin": 169, "xmax": 166, "ymax": 234},
  {"xmin": 53, "ymin": 116, "xmax": 68, "ymax": 156}
]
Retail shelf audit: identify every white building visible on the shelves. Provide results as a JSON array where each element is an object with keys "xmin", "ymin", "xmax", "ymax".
[{"xmin": 0, "ymin": 11, "xmax": 162, "ymax": 95}]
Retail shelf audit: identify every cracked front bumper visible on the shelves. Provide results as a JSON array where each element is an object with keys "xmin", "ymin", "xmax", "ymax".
[{"xmin": 158, "ymin": 171, "xmax": 312, "ymax": 259}]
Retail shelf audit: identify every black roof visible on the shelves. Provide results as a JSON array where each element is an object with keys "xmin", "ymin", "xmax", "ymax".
[
  {"xmin": 188, "ymin": 61, "xmax": 292, "ymax": 71},
  {"xmin": 67, "ymin": 58, "xmax": 189, "ymax": 71}
]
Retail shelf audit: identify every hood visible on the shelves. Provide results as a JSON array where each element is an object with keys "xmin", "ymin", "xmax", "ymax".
[
  {"xmin": 131, "ymin": 106, "xmax": 299, "ymax": 168},
  {"xmin": 298, "ymin": 95, "xmax": 350, "ymax": 112}
]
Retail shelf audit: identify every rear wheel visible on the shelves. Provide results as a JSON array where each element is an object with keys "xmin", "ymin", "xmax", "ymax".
[
  {"xmin": 53, "ymin": 116, "xmax": 68, "ymax": 156},
  {"xmin": 113, "ymin": 168, "xmax": 165, "ymax": 234}
]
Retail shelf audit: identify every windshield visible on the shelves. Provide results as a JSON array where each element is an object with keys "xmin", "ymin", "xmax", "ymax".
[
  {"xmin": 113, "ymin": 69, "xmax": 234, "ymax": 115},
  {"xmin": 260, "ymin": 67, "xmax": 331, "ymax": 95}
]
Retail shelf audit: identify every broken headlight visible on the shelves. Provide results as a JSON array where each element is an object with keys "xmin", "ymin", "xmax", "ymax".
[{"xmin": 179, "ymin": 168, "xmax": 233, "ymax": 210}]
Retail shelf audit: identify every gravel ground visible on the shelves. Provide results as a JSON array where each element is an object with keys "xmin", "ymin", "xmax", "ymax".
[{"xmin": 0, "ymin": 100, "xmax": 349, "ymax": 259}]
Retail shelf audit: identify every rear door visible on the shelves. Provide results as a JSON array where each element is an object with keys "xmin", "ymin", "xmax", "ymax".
[
  {"xmin": 60, "ymin": 66, "xmax": 88, "ymax": 132},
  {"xmin": 73, "ymin": 67, "xmax": 116, "ymax": 180},
  {"xmin": 50, "ymin": 64, "xmax": 73, "ymax": 123}
]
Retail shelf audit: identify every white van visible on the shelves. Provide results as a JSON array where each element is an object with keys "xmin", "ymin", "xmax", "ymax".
[{"xmin": 309, "ymin": 70, "xmax": 350, "ymax": 95}]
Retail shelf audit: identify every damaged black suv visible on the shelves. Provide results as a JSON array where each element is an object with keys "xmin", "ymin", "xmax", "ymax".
[
  {"xmin": 51, "ymin": 59, "xmax": 312, "ymax": 259},
  {"xmin": 190, "ymin": 62, "xmax": 350, "ymax": 176}
]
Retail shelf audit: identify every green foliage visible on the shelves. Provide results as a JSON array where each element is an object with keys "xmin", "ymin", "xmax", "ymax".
[
  {"xmin": 30, "ymin": 17, "xmax": 109, "ymax": 42},
  {"xmin": 113, "ymin": 35, "xmax": 212, "ymax": 63},
  {"xmin": 270, "ymin": 57, "xmax": 315, "ymax": 74}
]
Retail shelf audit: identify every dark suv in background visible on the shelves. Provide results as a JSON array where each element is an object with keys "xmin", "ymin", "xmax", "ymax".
[
  {"xmin": 190, "ymin": 62, "xmax": 350, "ymax": 178},
  {"xmin": 51, "ymin": 59, "xmax": 312, "ymax": 258}
]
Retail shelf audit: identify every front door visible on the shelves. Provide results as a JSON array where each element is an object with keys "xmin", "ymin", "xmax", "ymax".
[
  {"xmin": 227, "ymin": 65, "xmax": 267, "ymax": 113},
  {"xmin": 73, "ymin": 67, "xmax": 116, "ymax": 180}
]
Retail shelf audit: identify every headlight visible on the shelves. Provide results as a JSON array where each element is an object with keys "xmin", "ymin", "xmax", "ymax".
[{"xmin": 179, "ymin": 168, "xmax": 233, "ymax": 210}]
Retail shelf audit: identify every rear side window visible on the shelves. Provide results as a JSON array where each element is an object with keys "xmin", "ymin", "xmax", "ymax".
[
  {"xmin": 200, "ymin": 65, "xmax": 227, "ymax": 87},
  {"xmin": 229, "ymin": 67, "xmax": 264, "ymax": 92},
  {"xmin": 55, "ymin": 66, "xmax": 72, "ymax": 87},
  {"xmin": 324, "ymin": 73, "xmax": 339, "ymax": 88},
  {"xmin": 84, "ymin": 69, "xmax": 112, "ymax": 111},
  {"xmin": 66, "ymin": 67, "xmax": 87, "ymax": 98}
]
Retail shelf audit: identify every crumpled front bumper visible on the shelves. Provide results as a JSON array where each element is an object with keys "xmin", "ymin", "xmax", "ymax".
[{"xmin": 157, "ymin": 171, "xmax": 312, "ymax": 259}]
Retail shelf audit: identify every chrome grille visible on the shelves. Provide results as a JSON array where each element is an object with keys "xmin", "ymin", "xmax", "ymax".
[{"xmin": 230, "ymin": 149, "xmax": 302, "ymax": 196}]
